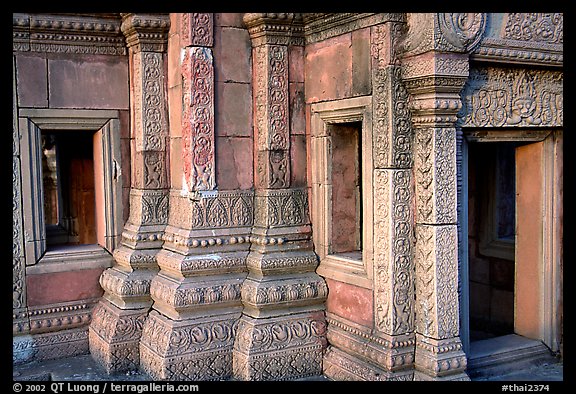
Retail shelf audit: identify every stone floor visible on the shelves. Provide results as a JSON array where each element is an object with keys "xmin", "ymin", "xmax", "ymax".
[{"xmin": 13, "ymin": 353, "xmax": 563, "ymax": 382}]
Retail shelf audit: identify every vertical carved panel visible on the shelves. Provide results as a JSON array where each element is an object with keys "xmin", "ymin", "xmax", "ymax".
[
  {"xmin": 371, "ymin": 23, "xmax": 412, "ymax": 170},
  {"xmin": 253, "ymin": 44, "xmax": 290, "ymax": 189},
  {"xmin": 414, "ymin": 128, "xmax": 457, "ymax": 225},
  {"xmin": 13, "ymin": 156, "xmax": 26, "ymax": 312},
  {"xmin": 415, "ymin": 224, "xmax": 459, "ymax": 340},
  {"xmin": 180, "ymin": 13, "xmax": 213, "ymax": 47},
  {"xmin": 182, "ymin": 47, "xmax": 215, "ymax": 191},
  {"xmin": 134, "ymin": 51, "xmax": 167, "ymax": 152},
  {"xmin": 374, "ymin": 169, "xmax": 414, "ymax": 335}
]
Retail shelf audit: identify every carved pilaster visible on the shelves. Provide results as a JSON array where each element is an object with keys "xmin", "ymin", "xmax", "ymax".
[
  {"xmin": 90, "ymin": 13, "xmax": 170, "ymax": 374},
  {"xmin": 400, "ymin": 14, "xmax": 481, "ymax": 381},
  {"xmin": 181, "ymin": 46, "xmax": 216, "ymax": 192},
  {"xmin": 234, "ymin": 13, "xmax": 326, "ymax": 380}
]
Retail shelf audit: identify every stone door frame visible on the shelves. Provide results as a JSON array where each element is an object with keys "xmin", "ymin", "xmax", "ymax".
[{"xmin": 18, "ymin": 108, "xmax": 124, "ymax": 265}]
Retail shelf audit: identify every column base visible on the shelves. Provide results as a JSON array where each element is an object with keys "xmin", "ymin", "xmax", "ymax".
[
  {"xmin": 140, "ymin": 310, "xmax": 239, "ymax": 381},
  {"xmin": 323, "ymin": 345, "xmax": 414, "ymax": 381},
  {"xmin": 88, "ymin": 299, "xmax": 148, "ymax": 374},
  {"xmin": 414, "ymin": 334, "xmax": 470, "ymax": 380},
  {"xmin": 233, "ymin": 311, "xmax": 326, "ymax": 380}
]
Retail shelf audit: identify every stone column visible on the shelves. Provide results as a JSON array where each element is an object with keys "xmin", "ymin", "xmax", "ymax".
[
  {"xmin": 89, "ymin": 13, "xmax": 170, "ymax": 374},
  {"xmin": 139, "ymin": 13, "xmax": 252, "ymax": 381},
  {"xmin": 399, "ymin": 13, "xmax": 486, "ymax": 381},
  {"xmin": 233, "ymin": 13, "xmax": 327, "ymax": 381}
]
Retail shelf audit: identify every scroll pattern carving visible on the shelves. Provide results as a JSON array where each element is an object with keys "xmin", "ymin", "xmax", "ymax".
[
  {"xmin": 150, "ymin": 279, "xmax": 242, "ymax": 309},
  {"xmin": 135, "ymin": 51, "xmax": 167, "ymax": 152},
  {"xmin": 181, "ymin": 13, "xmax": 213, "ymax": 47},
  {"xmin": 459, "ymin": 67, "xmax": 563, "ymax": 128},
  {"xmin": 503, "ymin": 13, "xmax": 563, "ymax": 44},
  {"xmin": 15, "ymin": 328, "xmax": 89, "ymax": 363},
  {"xmin": 182, "ymin": 47, "xmax": 215, "ymax": 191},
  {"xmin": 99, "ymin": 269, "xmax": 151, "ymax": 298},
  {"xmin": 437, "ymin": 13, "xmax": 485, "ymax": 52},
  {"xmin": 253, "ymin": 44, "xmax": 290, "ymax": 189},
  {"xmin": 372, "ymin": 65, "xmax": 412, "ymax": 169},
  {"xmin": 374, "ymin": 169, "xmax": 414, "ymax": 335},
  {"xmin": 241, "ymin": 276, "xmax": 328, "ymax": 307},
  {"xmin": 13, "ymin": 157, "xmax": 25, "ymax": 310}
]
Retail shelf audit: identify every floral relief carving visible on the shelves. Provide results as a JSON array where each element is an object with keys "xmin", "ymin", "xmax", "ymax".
[
  {"xmin": 374, "ymin": 169, "xmax": 414, "ymax": 335},
  {"xmin": 140, "ymin": 52, "xmax": 167, "ymax": 151},
  {"xmin": 459, "ymin": 67, "xmax": 563, "ymax": 128},
  {"xmin": 182, "ymin": 47, "xmax": 215, "ymax": 192},
  {"xmin": 141, "ymin": 191, "xmax": 169, "ymax": 225},
  {"xmin": 180, "ymin": 13, "xmax": 213, "ymax": 47},
  {"xmin": 503, "ymin": 13, "xmax": 563, "ymax": 44},
  {"xmin": 254, "ymin": 189, "xmax": 309, "ymax": 228},
  {"xmin": 437, "ymin": 13, "xmax": 486, "ymax": 52},
  {"xmin": 90, "ymin": 302, "xmax": 147, "ymax": 344}
]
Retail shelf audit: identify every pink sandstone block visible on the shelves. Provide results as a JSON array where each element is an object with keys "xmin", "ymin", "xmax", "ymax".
[
  {"xmin": 289, "ymin": 45, "xmax": 304, "ymax": 83},
  {"xmin": 48, "ymin": 56, "xmax": 129, "ymax": 109},
  {"xmin": 26, "ymin": 268, "xmax": 106, "ymax": 306},
  {"xmin": 305, "ymin": 33, "xmax": 353, "ymax": 103},
  {"xmin": 215, "ymin": 81, "xmax": 252, "ymax": 137},
  {"xmin": 325, "ymin": 278, "xmax": 373, "ymax": 327},
  {"xmin": 290, "ymin": 135, "xmax": 307, "ymax": 188},
  {"xmin": 215, "ymin": 13, "xmax": 245, "ymax": 28},
  {"xmin": 214, "ymin": 27, "xmax": 251, "ymax": 83},
  {"xmin": 290, "ymin": 82, "xmax": 306, "ymax": 135},
  {"xmin": 215, "ymin": 136, "xmax": 253, "ymax": 190},
  {"xmin": 16, "ymin": 54, "xmax": 48, "ymax": 108}
]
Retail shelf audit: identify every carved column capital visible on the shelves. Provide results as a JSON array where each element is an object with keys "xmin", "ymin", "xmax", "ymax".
[
  {"xmin": 243, "ymin": 13, "xmax": 304, "ymax": 47},
  {"xmin": 121, "ymin": 13, "xmax": 170, "ymax": 52}
]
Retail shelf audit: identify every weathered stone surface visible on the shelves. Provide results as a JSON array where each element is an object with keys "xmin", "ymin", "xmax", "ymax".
[
  {"xmin": 215, "ymin": 82, "xmax": 252, "ymax": 137},
  {"xmin": 26, "ymin": 269, "xmax": 106, "ymax": 307},
  {"xmin": 16, "ymin": 54, "xmax": 48, "ymax": 108},
  {"xmin": 215, "ymin": 137, "xmax": 254, "ymax": 190},
  {"xmin": 213, "ymin": 26, "xmax": 251, "ymax": 83},
  {"xmin": 324, "ymin": 279, "xmax": 373, "ymax": 327}
]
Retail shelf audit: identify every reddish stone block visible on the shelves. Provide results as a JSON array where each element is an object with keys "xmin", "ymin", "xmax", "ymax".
[
  {"xmin": 214, "ymin": 27, "xmax": 251, "ymax": 83},
  {"xmin": 290, "ymin": 135, "xmax": 307, "ymax": 188},
  {"xmin": 215, "ymin": 82, "xmax": 252, "ymax": 137},
  {"xmin": 168, "ymin": 84, "xmax": 182, "ymax": 138},
  {"xmin": 168, "ymin": 32, "xmax": 181, "ymax": 89},
  {"xmin": 120, "ymin": 138, "xmax": 131, "ymax": 189},
  {"xmin": 215, "ymin": 13, "xmax": 245, "ymax": 28},
  {"xmin": 215, "ymin": 136, "xmax": 253, "ymax": 190},
  {"xmin": 290, "ymin": 82, "xmax": 305, "ymax": 135},
  {"xmin": 48, "ymin": 56, "xmax": 129, "ymax": 109},
  {"xmin": 16, "ymin": 54, "xmax": 48, "ymax": 108},
  {"xmin": 289, "ymin": 45, "xmax": 304, "ymax": 83},
  {"xmin": 26, "ymin": 268, "xmax": 106, "ymax": 306},
  {"xmin": 170, "ymin": 137, "xmax": 183, "ymax": 189},
  {"xmin": 352, "ymin": 27, "xmax": 371, "ymax": 96},
  {"xmin": 305, "ymin": 33, "xmax": 352, "ymax": 103},
  {"xmin": 325, "ymin": 278, "xmax": 373, "ymax": 327}
]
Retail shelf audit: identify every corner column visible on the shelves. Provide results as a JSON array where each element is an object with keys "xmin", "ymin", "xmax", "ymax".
[
  {"xmin": 233, "ymin": 13, "xmax": 327, "ymax": 381},
  {"xmin": 89, "ymin": 13, "xmax": 170, "ymax": 373},
  {"xmin": 400, "ymin": 13, "xmax": 486, "ymax": 381}
]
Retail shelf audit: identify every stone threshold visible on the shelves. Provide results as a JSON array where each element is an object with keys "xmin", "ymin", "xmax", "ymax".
[{"xmin": 466, "ymin": 334, "xmax": 557, "ymax": 380}]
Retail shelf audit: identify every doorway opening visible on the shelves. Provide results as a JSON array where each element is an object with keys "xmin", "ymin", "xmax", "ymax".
[{"xmin": 42, "ymin": 130, "xmax": 98, "ymax": 247}]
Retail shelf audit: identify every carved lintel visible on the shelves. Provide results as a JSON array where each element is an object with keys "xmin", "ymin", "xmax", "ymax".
[
  {"xmin": 459, "ymin": 66, "xmax": 563, "ymax": 128},
  {"xmin": 14, "ymin": 13, "xmax": 126, "ymax": 55},
  {"xmin": 121, "ymin": 13, "xmax": 170, "ymax": 53}
]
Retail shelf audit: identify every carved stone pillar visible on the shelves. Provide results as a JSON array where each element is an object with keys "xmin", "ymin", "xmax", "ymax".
[
  {"xmin": 399, "ymin": 13, "xmax": 486, "ymax": 381},
  {"xmin": 89, "ymin": 13, "xmax": 170, "ymax": 374},
  {"xmin": 233, "ymin": 13, "xmax": 327, "ymax": 381},
  {"xmin": 139, "ymin": 13, "xmax": 254, "ymax": 380}
]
